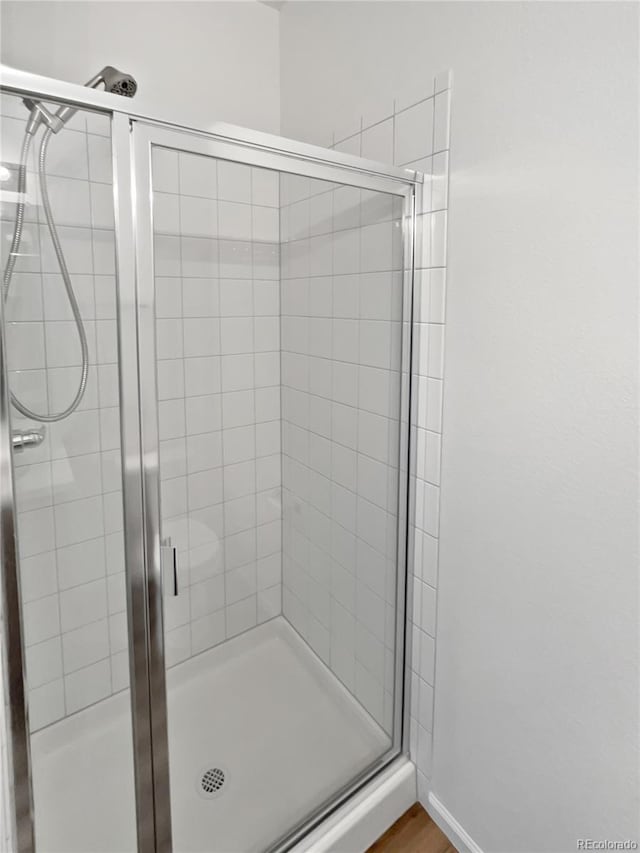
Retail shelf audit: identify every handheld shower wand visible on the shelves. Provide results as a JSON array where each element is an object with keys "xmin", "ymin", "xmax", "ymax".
[{"xmin": 3, "ymin": 66, "xmax": 137, "ymax": 424}]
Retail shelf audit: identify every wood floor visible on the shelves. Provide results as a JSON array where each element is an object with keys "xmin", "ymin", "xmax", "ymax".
[{"xmin": 367, "ymin": 803, "xmax": 457, "ymax": 853}]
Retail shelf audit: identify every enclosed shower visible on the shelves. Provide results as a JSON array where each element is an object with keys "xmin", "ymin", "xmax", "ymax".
[{"xmin": 0, "ymin": 64, "xmax": 420, "ymax": 852}]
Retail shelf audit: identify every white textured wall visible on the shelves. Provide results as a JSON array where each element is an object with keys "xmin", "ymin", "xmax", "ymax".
[
  {"xmin": 0, "ymin": 0, "xmax": 280, "ymax": 133},
  {"xmin": 280, "ymin": 3, "xmax": 639, "ymax": 851}
]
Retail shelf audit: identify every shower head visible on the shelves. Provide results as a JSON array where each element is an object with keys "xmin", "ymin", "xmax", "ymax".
[
  {"xmin": 24, "ymin": 65, "xmax": 138, "ymax": 134},
  {"xmin": 52, "ymin": 65, "xmax": 138, "ymax": 129},
  {"xmin": 88, "ymin": 65, "xmax": 138, "ymax": 98}
]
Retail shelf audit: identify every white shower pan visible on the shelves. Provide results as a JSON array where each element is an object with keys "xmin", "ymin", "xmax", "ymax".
[{"xmin": 31, "ymin": 618, "xmax": 412, "ymax": 853}]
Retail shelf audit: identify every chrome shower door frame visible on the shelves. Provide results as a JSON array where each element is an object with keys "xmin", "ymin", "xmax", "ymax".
[
  {"xmin": 0, "ymin": 181, "xmax": 34, "ymax": 853},
  {"xmin": 130, "ymin": 118, "xmax": 420, "ymax": 853},
  {"xmin": 0, "ymin": 63, "xmax": 422, "ymax": 853}
]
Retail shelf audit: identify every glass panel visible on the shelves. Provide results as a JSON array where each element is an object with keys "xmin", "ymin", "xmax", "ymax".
[
  {"xmin": 150, "ymin": 145, "xmax": 404, "ymax": 851},
  {"xmin": 0, "ymin": 93, "xmax": 136, "ymax": 851},
  {"xmin": 280, "ymin": 175, "xmax": 404, "ymax": 735}
]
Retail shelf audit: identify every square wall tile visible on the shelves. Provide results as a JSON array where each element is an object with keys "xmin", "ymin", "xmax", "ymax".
[{"xmin": 394, "ymin": 99, "xmax": 434, "ymax": 165}]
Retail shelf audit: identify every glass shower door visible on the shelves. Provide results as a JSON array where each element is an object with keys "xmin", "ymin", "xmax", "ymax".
[
  {"xmin": 0, "ymin": 93, "xmax": 140, "ymax": 852},
  {"xmin": 134, "ymin": 122, "xmax": 413, "ymax": 852}
]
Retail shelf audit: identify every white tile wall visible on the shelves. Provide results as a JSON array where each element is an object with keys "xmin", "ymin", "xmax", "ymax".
[
  {"xmin": 2, "ymin": 94, "xmax": 283, "ymax": 732},
  {"xmin": 0, "ymin": 93, "xmax": 127, "ymax": 732},
  {"xmin": 396, "ymin": 76, "xmax": 451, "ymax": 798},
  {"xmin": 152, "ymin": 149, "xmax": 282, "ymax": 667},
  {"xmin": 279, "ymin": 172, "xmax": 403, "ymax": 734}
]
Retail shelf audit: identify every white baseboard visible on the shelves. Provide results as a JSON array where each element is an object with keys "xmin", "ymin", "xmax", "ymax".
[
  {"xmin": 427, "ymin": 792, "xmax": 485, "ymax": 853},
  {"xmin": 293, "ymin": 757, "xmax": 416, "ymax": 853}
]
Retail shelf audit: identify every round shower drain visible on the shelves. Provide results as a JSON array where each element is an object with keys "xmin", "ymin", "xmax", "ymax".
[{"xmin": 196, "ymin": 766, "xmax": 227, "ymax": 799}]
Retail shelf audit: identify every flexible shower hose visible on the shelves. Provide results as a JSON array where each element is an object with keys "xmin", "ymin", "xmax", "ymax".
[{"xmin": 2, "ymin": 125, "xmax": 89, "ymax": 422}]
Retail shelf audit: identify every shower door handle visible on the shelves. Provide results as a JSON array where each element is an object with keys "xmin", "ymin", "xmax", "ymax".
[{"xmin": 160, "ymin": 537, "xmax": 178, "ymax": 596}]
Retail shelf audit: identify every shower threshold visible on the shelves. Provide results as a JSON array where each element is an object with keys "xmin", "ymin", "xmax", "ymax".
[{"xmin": 31, "ymin": 616, "xmax": 391, "ymax": 853}]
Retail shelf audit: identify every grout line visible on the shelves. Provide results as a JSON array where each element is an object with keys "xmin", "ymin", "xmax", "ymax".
[{"xmin": 173, "ymin": 147, "xmax": 195, "ymax": 661}]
